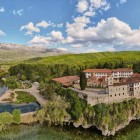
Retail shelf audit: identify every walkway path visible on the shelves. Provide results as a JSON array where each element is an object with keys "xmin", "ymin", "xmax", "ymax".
[{"xmin": 15, "ymin": 83, "xmax": 47, "ymax": 107}]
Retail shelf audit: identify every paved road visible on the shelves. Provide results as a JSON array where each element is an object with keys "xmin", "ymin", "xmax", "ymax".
[{"xmin": 15, "ymin": 83, "xmax": 47, "ymax": 107}]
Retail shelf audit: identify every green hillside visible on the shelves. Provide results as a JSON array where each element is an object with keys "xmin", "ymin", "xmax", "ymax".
[
  {"xmin": 25, "ymin": 51, "xmax": 140, "ymax": 67},
  {"xmin": 8, "ymin": 51, "xmax": 140, "ymax": 83}
]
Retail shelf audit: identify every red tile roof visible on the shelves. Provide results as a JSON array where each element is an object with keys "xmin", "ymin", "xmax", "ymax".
[
  {"xmin": 52, "ymin": 76, "xmax": 79, "ymax": 84},
  {"xmin": 83, "ymin": 69, "xmax": 112, "ymax": 73},
  {"xmin": 132, "ymin": 73, "xmax": 140, "ymax": 77},
  {"xmin": 125, "ymin": 77, "xmax": 140, "ymax": 84},
  {"xmin": 112, "ymin": 68, "xmax": 133, "ymax": 72},
  {"xmin": 83, "ymin": 68, "xmax": 133, "ymax": 73}
]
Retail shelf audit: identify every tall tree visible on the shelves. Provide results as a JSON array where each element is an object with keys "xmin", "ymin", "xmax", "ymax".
[{"xmin": 80, "ymin": 72, "xmax": 87, "ymax": 90}]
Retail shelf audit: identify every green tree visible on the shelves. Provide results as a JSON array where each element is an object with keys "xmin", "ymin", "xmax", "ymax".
[
  {"xmin": 0, "ymin": 112, "xmax": 13, "ymax": 131},
  {"xmin": 21, "ymin": 75, "xmax": 26, "ymax": 81},
  {"xmin": 37, "ymin": 109, "xmax": 46, "ymax": 124},
  {"xmin": 12, "ymin": 109, "xmax": 21, "ymax": 124},
  {"xmin": 80, "ymin": 72, "xmax": 87, "ymax": 90},
  {"xmin": 42, "ymin": 95, "xmax": 71, "ymax": 126}
]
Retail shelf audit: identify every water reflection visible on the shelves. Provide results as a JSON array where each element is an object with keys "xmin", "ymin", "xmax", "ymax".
[
  {"xmin": 0, "ymin": 120, "xmax": 140, "ymax": 140},
  {"xmin": 0, "ymin": 103, "xmax": 40, "ymax": 113}
]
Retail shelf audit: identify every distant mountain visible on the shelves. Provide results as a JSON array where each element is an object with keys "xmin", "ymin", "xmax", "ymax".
[{"xmin": 0, "ymin": 43, "xmax": 68, "ymax": 63}]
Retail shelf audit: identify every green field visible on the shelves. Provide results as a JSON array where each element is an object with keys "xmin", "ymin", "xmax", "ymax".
[{"xmin": 15, "ymin": 91, "xmax": 37, "ymax": 104}]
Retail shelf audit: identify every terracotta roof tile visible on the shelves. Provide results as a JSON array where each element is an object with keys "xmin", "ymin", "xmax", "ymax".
[
  {"xmin": 52, "ymin": 76, "xmax": 79, "ymax": 84},
  {"xmin": 112, "ymin": 68, "xmax": 133, "ymax": 72},
  {"xmin": 83, "ymin": 69, "xmax": 112, "ymax": 73}
]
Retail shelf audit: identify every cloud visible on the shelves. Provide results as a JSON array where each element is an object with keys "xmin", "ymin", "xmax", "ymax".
[
  {"xmin": 120, "ymin": 0, "xmax": 127, "ymax": 4},
  {"xmin": 51, "ymin": 23, "xmax": 63, "ymax": 28},
  {"xmin": 90, "ymin": 0, "xmax": 110, "ymax": 9},
  {"xmin": 36, "ymin": 20, "xmax": 50, "ymax": 28},
  {"xmin": 76, "ymin": 0, "xmax": 111, "ymax": 17},
  {"xmin": 28, "ymin": 35, "xmax": 50, "ymax": 46},
  {"xmin": 57, "ymin": 47, "xmax": 68, "ymax": 52},
  {"xmin": 84, "ymin": 48, "xmax": 98, "ymax": 53},
  {"xmin": 71, "ymin": 44, "xmax": 85, "ymax": 48},
  {"xmin": 64, "ymin": 17, "xmax": 140, "ymax": 51},
  {"xmin": 0, "ymin": 7, "xmax": 5, "ymax": 13},
  {"xmin": 20, "ymin": 22, "xmax": 40, "ymax": 35},
  {"xmin": 21, "ymin": 20, "xmax": 64, "ymax": 35},
  {"xmin": 0, "ymin": 30, "xmax": 6, "ymax": 36},
  {"xmin": 106, "ymin": 47, "xmax": 116, "ymax": 52},
  {"xmin": 50, "ymin": 31, "xmax": 64, "ymax": 41},
  {"xmin": 83, "ymin": 7, "xmax": 96, "ymax": 17},
  {"xmin": 77, "ymin": 0, "xmax": 89, "ymax": 13},
  {"xmin": 29, "ymin": 31, "xmax": 64, "ymax": 46},
  {"xmin": 13, "ymin": 9, "xmax": 23, "ymax": 16},
  {"xmin": 27, "ymin": 16, "xmax": 140, "ymax": 52}
]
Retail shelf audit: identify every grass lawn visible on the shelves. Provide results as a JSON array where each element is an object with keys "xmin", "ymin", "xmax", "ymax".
[{"xmin": 15, "ymin": 91, "xmax": 37, "ymax": 104}]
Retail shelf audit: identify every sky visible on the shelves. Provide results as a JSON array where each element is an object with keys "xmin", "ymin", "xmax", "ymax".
[{"xmin": 0, "ymin": 0, "xmax": 140, "ymax": 53}]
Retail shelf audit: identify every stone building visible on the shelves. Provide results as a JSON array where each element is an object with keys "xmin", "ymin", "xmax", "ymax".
[
  {"xmin": 106, "ymin": 75, "xmax": 140, "ymax": 100},
  {"xmin": 83, "ymin": 68, "xmax": 133, "ymax": 79},
  {"xmin": 82, "ymin": 68, "xmax": 140, "ymax": 104}
]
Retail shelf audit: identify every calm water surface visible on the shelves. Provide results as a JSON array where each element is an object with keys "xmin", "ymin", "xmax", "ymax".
[
  {"xmin": 0, "ymin": 103, "xmax": 40, "ymax": 113},
  {"xmin": 0, "ymin": 86, "xmax": 8, "ymax": 96},
  {"xmin": 0, "ymin": 120, "xmax": 140, "ymax": 140}
]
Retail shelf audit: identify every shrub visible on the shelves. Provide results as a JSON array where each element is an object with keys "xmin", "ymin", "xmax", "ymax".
[
  {"xmin": 0, "ymin": 112, "xmax": 13, "ymax": 131},
  {"xmin": 12, "ymin": 109, "xmax": 21, "ymax": 124}
]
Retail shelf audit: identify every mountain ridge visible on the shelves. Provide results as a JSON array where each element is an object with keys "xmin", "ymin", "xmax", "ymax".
[{"xmin": 0, "ymin": 43, "xmax": 68, "ymax": 63}]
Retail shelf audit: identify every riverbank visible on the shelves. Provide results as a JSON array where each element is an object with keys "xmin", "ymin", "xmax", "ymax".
[
  {"xmin": 1, "ymin": 120, "xmax": 140, "ymax": 140},
  {"xmin": 1, "ymin": 85, "xmax": 140, "ymax": 137}
]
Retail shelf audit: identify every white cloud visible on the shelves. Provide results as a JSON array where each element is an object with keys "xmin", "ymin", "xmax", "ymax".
[
  {"xmin": 36, "ymin": 20, "xmax": 50, "ymax": 28},
  {"xmin": 29, "ymin": 35, "xmax": 50, "ymax": 46},
  {"xmin": 0, "ymin": 7, "xmax": 5, "ymax": 13},
  {"xmin": 90, "ymin": 0, "xmax": 110, "ymax": 9},
  {"xmin": 120, "ymin": 0, "xmax": 127, "ymax": 4},
  {"xmin": 106, "ymin": 47, "xmax": 116, "ymax": 52},
  {"xmin": 13, "ymin": 9, "xmax": 23, "ymax": 16},
  {"xmin": 0, "ymin": 30, "xmax": 6, "ymax": 36},
  {"xmin": 20, "ymin": 22, "xmax": 40, "ymax": 35},
  {"xmin": 77, "ymin": 0, "xmax": 89, "ymax": 13},
  {"xmin": 76, "ymin": 0, "xmax": 110, "ymax": 17},
  {"xmin": 71, "ymin": 44, "xmax": 85, "ymax": 48},
  {"xmin": 50, "ymin": 31, "xmax": 64, "ymax": 41},
  {"xmin": 21, "ymin": 20, "xmax": 64, "ymax": 35},
  {"xmin": 28, "ymin": 17, "xmax": 140, "ymax": 52},
  {"xmin": 29, "ymin": 31, "xmax": 64, "ymax": 46},
  {"xmin": 84, "ymin": 48, "xmax": 98, "ymax": 53},
  {"xmin": 64, "ymin": 17, "xmax": 140, "ymax": 51},
  {"xmin": 83, "ymin": 7, "xmax": 96, "ymax": 17},
  {"xmin": 57, "ymin": 47, "xmax": 68, "ymax": 52}
]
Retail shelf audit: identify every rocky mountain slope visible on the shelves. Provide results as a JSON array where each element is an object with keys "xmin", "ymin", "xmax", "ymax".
[{"xmin": 0, "ymin": 43, "xmax": 68, "ymax": 63}]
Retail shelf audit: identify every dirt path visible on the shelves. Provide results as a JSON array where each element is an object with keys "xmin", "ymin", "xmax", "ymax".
[{"xmin": 15, "ymin": 83, "xmax": 47, "ymax": 107}]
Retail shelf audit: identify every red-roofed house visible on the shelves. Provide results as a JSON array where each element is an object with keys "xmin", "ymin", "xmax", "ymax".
[
  {"xmin": 83, "ymin": 69, "xmax": 112, "ymax": 78},
  {"xmin": 52, "ymin": 76, "xmax": 80, "ymax": 87},
  {"xmin": 83, "ymin": 68, "xmax": 133, "ymax": 79}
]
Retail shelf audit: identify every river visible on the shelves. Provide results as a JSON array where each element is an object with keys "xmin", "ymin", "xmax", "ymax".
[{"xmin": 0, "ymin": 120, "xmax": 140, "ymax": 140}]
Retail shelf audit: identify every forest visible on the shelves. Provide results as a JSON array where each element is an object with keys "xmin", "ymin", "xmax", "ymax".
[{"xmin": 9, "ymin": 51, "xmax": 140, "ymax": 83}]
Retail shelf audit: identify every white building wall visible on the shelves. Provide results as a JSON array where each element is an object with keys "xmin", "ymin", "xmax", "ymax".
[
  {"xmin": 85, "ymin": 73, "xmax": 91, "ymax": 78},
  {"xmin": 113, "ymin": 71, "xmax": 133, "ymax": 79}
]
